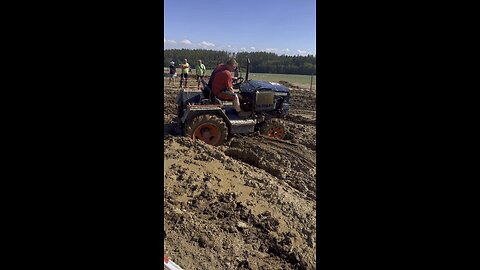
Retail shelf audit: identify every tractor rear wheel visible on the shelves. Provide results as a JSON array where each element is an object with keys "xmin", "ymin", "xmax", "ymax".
[
  {"xmin": 260, "ymin": 119, "xmax": 286, "ymax": 139},
  {"xmin": 185, "ymin": 115, "xmax": 228, "ymax": 146}
]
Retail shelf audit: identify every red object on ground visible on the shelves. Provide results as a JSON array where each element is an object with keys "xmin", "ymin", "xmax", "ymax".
[{"xmin": 164, "ymin": 256, "xmax": 184, "ymax": 270}]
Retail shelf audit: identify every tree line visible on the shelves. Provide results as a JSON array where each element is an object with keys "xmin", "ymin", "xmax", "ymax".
[{"xmin": 164, "ymin": 49, "xmax": 316, "ymax": 75}]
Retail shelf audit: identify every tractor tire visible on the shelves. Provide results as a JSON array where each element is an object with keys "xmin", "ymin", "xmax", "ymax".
[
  {"xmin": 185, "ymin": 114, "xmax": 228, "ymax": 146},
  {"xmin": 260, "ymin": 119, "xmax": 286, "ymax": 140}
]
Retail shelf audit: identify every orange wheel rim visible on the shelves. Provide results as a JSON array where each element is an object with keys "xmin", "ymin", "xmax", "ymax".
[
  {"xmin": 267, "ymin": 126, "xmax": 285, "ymax": 138},
  {"xmin": 193, "ymin": 124, "xmax": 221, "ymax": 145}
]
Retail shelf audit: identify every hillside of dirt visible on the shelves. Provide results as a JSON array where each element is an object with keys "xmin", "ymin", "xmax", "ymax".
[{"xmin": 163, "ymin": 79, "xmax": 317, "ymax": 270}]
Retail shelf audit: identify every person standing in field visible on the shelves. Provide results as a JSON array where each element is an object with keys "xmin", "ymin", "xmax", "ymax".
[
  {"xmin": 179, "ymin": 59, "xmax": 190, "ymax": 88},
  {"xmin": 168, "ymin": 60, "xmax": 177, "ymax": 86},
  {"xmin": 196, "ymin": 60, "xmax": 206, "ymax": 90}
]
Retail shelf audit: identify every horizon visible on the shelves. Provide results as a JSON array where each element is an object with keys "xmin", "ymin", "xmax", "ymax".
[
  {"xmin": 163, "ymin": 47, "xmax": 316, "ymax": 57},
  {"xmin": 164, "ymin": 0, "xmax": 316, "ymax": 57}
]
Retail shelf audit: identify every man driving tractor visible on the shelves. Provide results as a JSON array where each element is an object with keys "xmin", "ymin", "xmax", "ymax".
[{"xmin": 208, "ymin": 58, "xmax": 246, "ymax": 116}]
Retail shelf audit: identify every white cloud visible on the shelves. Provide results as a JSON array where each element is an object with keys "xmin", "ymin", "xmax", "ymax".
[
  {"xmin": 297, "ymin": 49, "xmax": 307, "ymax": 54},
  {"xmin": 180, "ymin": 39, "xmax": 192, "ymax": 45},
  {"xmin": 250, "ymin": 46, "xmax": 256, "ymax": 50},
  {"xmin": 199, "ymin": 41, "xmax": 215, "ymax": 47},
  {"xmin": 167, "ymin": 39, "xmax": 176, "ymax": 44},
  {"xmin": 265, "ymin": 48, "xmax": 278, "ymax": 53},
  {"xmin": 227, "ymin": 45, "xmax": 231, "ymax": 48},
  {"xmin": 240, "ymin": 47, "xmax": 246, "ymax": 51},
  {"xmin": 278, "ymin": 48, "xmax": 291, "ymax": 55}
]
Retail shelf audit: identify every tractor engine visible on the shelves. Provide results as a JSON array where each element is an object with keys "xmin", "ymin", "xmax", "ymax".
[{"xmin": 239, "ymin": 80, "xmax": 290, "ymax": 118}]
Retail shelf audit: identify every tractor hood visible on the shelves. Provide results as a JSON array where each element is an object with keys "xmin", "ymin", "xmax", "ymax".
[{"xmin": 240, "ymin": 80, "xmax": 290, "ymax": 93}]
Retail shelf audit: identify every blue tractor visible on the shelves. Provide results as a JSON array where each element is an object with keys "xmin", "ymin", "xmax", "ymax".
[{"xmin": 176, "ymin": 59, "xmax": 290, "ymax": 146}]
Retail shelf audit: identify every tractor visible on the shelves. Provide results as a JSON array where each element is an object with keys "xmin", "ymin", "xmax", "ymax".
[{"xmin": 176, "ymin": 58, "xmax": 290, "ymax": 146}]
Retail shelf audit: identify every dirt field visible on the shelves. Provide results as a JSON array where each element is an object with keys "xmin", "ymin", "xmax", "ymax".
[{"xmin": 163, "ymin": 78, "xmax": 317, "ymax": 269}]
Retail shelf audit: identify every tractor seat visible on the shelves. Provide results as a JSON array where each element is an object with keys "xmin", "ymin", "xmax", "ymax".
[
  {"xmin": 203, "ymin": 84, "xmax": 234, "ymax": 106},
  {"xmin": 216, "ymin": 98, "xmax": 233, "ymax": 105},
  {"xmin": 201, "ymin": 86, "xmax": 221, "ymax": 104},
  {"xmin": 215, "ymin": 95, "xmax": 233, "ymax": 101}
]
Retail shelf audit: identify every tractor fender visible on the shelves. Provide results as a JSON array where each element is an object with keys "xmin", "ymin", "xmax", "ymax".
[{"xmin": 180, "ymin": 105, "xmax": 230, "ymax": 128}]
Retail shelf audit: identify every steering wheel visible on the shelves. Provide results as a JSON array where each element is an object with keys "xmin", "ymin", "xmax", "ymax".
[{"xmin": 232, "ymin": 77, "xmax": 244, "ymax": 88}]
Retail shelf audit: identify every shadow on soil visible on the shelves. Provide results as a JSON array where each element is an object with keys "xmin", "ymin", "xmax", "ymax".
[{"xmin": 164, "ymin": 120, "xmax": 182, "ymax": 138}]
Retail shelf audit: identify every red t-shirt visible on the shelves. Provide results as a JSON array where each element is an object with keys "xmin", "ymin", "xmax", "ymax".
[{"xmin": 211, "ymin": 64, "xmax": 233, "ymax": 96}]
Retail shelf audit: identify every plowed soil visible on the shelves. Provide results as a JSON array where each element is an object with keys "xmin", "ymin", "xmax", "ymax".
[{"xmin": 163, "ymin": 80, "xmax": 317, "ymax": 270}]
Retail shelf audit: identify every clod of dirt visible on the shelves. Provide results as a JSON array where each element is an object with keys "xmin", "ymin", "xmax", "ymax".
[{"xmin": 237, "ymin": 221, "xmax": 249, "ymax": 229}]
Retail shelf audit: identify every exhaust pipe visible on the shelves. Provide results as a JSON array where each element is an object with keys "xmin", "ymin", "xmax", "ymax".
[{"xmin": 245, "ymin": 58, "xmax": 250, "ymax": 81}]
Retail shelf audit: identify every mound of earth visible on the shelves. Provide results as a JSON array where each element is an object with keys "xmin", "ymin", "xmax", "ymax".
[
  {"xmin": 224, "ymin": 136, "xmax": 316, "ymax": 200},
  {"xmin": 288, "ymin": 91, "xmax": 316, "ymax": 113},
  {"xmin": 278, "ymin": 80, "xmax": 300, "ymax": 89}
]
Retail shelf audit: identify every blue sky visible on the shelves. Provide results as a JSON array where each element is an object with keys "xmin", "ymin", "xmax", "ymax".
[{"xmin": 164, "ymin": 0, "xmax": 316, "ymax": 56}]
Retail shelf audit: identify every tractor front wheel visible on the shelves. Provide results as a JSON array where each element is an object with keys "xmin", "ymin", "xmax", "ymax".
[
  {"xmin": 185, "ymin": 115, "xmax": 228, "ymax": 146},
  {"xmin": 260, "ymin": 119, "xmax": 286, "ymax": 139}
]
